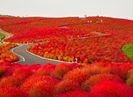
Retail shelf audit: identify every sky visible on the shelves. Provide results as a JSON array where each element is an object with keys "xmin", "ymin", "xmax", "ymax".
[{"xmin": 0, "ymin": 0, "xmax": 133, "ymax": 20}]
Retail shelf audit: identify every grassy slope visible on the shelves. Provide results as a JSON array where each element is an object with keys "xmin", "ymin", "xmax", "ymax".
[
  {"xmin": 122, "ymin": 44, "xmax": 133, "ymax": 61},
  {"xmin": 0, "ymin": 33, "xmax": 5, "ymax": 40},
  {"xmin": 0, "ymin": 33, "xmax": 5, "ymax": 46}
]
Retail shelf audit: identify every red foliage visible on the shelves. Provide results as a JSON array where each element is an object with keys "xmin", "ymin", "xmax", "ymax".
[
  {"xmin": 1, "ymin": 16, "xmax": 133, "ymax": 63},
  {"xmin": 0, "ymin": 87, "xmax": 28, "ymax": 97},
  {"xmin": 63, "ymin": 67, "xmax": 91, "ymax": 84},
  {"xmin": 82, "ymin": 74, "xmax": 123, "ymax": 90},
  {"xmin": 126, "ymin": 74, "xmax": 133, "ymax": 87},
  {"xmin": 0, "ymin": 16, "xmax": 133, "ymax": 97},
  {"xmin": 90, "ymin": 80, "xmax": 133, "ymax": 97},
  {"xmin": 0, "ymin": 76, "xmax": 21, "ymax": 87},
  {"xmin": 21, "ymin": 76, "xmax": 59, "ymax": 97},
  {"xmin": 0, "ymin": 61, "xmax": 132, "ymax": 97},
  {"xmin": 55, "ymin": 80, "xmax": 80, "ymax": 94},
  {"xmin": 0, "ymin": 65, "xmax": 9, "ymax": 77},
  {"xmin": 0, "ymin": 43, "xmax": 19, "ymax": 62},
  {"xmin": 32, "ymin": 63, "xmax": 55, "ymax": 76},
  {"xmin": 56, "ymin": 90, "xmax": 90, "ymax": 97},
  {"xmin": 53, "ymin": 63, "xmax": 72, "ymax": 79}
]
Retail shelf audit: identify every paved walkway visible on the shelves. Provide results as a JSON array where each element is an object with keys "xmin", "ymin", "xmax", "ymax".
[
  {"xmin": 0, "ymin": 28, "xmax": 63, "ymax": 65},
  {"xmin": 11, "ymin": 44, "xmax": 62, "ymax": 65}
]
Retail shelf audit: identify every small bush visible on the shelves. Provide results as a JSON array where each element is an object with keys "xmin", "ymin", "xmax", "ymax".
[
  {"xmin": 0, "ymin": 76, "xmax": 21, "ymax": 87},
  {"xmin": 53, "ymin": 64, "xmax": 71, "ymax": 79},
  {"xmin": 126, "ymin": 74, "xmax": 133, "ymax": 87},
  {"xmin": 90, "ymin": 80, "xmax": 133, "ymax": 97},
  {"xmin": 63, "ymin": 67, "xmax": 90, "ymax": 84},
  {"xmin": 0, "ymin": 87, "xmax": 28, "ymax": 97},
  {"xmin": 32, "ymin": 63, "xmax": 55, "ymax": 76},
  {"xmin": 56, "ymin": 90, "xmax": 90, "ymax": 97},
  {"xmin": 55, "ymin": 80, "xmax": 80, "ymax": 94},
  {"xmin": 82, "ymin": 74, "xmax": 123, "ymax": 91},
  {"xmin": 21, "ymin": 76, "xmax": 59, "ymax": 97}
]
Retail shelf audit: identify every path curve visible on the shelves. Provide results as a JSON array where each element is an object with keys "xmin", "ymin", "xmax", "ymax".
[
  {"xmin": 0, "ymin": 28, "xmax": 66, "ymax": 65},
  {"xmin": 11, "ymin": 44, "xmax": 66, "ymax": 65}
]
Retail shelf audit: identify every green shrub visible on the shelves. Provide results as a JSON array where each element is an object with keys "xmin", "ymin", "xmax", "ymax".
[{"xmin": 122, "ymin": 44, "xmax": 133, "ymax": 61}]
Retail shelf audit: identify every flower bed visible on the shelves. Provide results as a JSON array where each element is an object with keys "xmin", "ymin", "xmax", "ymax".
[
  {"xmin": 0, "ymin": 62, "xmax": 133, "ymax": 97},
  {"xmin": 0, "ymin": 43, "xmax": 19, "ymax": 62},
  {"xmin": 27, "ymin": 17, "xmax": 133, "ymax": 63}
]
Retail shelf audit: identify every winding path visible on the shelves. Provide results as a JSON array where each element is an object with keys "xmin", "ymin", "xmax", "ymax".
[
  {"xmin": 11, "ymin": 44, "xmax": 63, "ymax": 65},
  {"xmin": 0, "ymin": 27, "xmax": 108, "ymax": 65},
  {"xmin": 0, "ymin": 28, "xmax": 66, "ymax": 65}
]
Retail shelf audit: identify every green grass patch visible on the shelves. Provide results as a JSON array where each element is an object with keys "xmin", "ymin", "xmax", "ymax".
[
  {"xmin": 122, "ymin": 44, "xmax": 133, "ymax": 61},
  {"xmin": 0, "ymin": 33, "xmax": 5, "ymax": 40}
]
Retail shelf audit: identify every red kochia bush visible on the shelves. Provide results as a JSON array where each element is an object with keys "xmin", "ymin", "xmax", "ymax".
[
  {"xmin": 127, "ymin": 68, "xmax": 133, "ymax": 78},
  {"xmin": 0, "ymin": 76, "xmax": 21, "ymax": 87},
  {"xmin": 55, "ymin": 79, "xmax": 80, "ymax": 94},
  {"xmin": 118, "ymin": 62, "xmax": 133, "ymax": 79},
  {"xmin": 0, "ymin": 61, "xmax": 133, "ymax": 97},
  {"xmin": 12, "ymin": 66, "xmax": 34, "ymax": 80},
  {"xmin": 0, "ymin": 87, "xmax": 28, "ymax": 97},
  {"xmin": 126, "ymin": 74, "xmax": 133, "ymax": 87},
  {"xmin": 63, "ymin": 67, "xmax": 90, "ymax": 84},
  {"xmin": 53, "ymin": 63, "xmax": 71, "ymax": 79},
  {"xmin": 32, "ymin": 63, "xmax": 55, "ymax": 76},
  {"xmin": 0, "ymin": 65, "xmax": 8, "ymax": 77},
  {"xmin": 90, "ymin": 80, "xmax": 133, "ymax": 97},
  {"xmin": 68, "ymin": 63, "xmax": 82, "ymax": 69},
  {"xmin": 89, "ymin": 63, "xmax": 121, "ymax": 76},
  {"xmin": 82, "ymin": 73, "xmax": 123, "ymax": 90},
  {"xmin": 56, "ymin": 90, "xmax": 90, "ymax": 97},
  {"xmin": 21, "ymin": 76, "xmax": 59, "ymax": 97}
]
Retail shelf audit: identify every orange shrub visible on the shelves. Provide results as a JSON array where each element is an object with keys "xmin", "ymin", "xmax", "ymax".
[
  {"xmin": 0, "ymin": 76, "xmax": 21, "ymax": 87},
  {"xmin": 82, "ymin": 74, "xmax": 123, "ymax": 90},
  {"xmin": 21, "ymin": 76, "xmax": 59, "ymax": 97},
  {"xmin": 126, "ymin": 74, "xmax": 133, "ymax": 87},
  {"xmin": 55, "ymin": 80, "xmax": 80, "ymax": 95},
  {"xmin": 0, "ymin": 87, "xmax": 28, "ymax": 97},
  {"xmin": 0, "ymin": 65, "xmax": 8, "ymax": 77},
  {"xmin": 0, "ymin": 43, "xmax": 19, "ymax": 62},
  {"xmin": 56, "ymin": 90, "xmax": 90, "ymax": 97},
  {"xmin": 53, "ymin": 63, "xmax": 71, "ymax": 79},
  {"xmin": 63, "ymin": 67, "xmax": 90, "ymax": 84},
  {"xmin": 90, "ymin": 80, "xmax": 133, "ymax": 97},
  {"xmin": 32, "ymin": 63, "xmax": 55, "ymax": 76}
]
